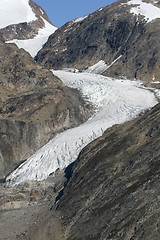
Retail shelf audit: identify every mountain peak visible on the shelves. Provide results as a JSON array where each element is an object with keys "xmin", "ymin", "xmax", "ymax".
[
  {"xmin": 0, "ymin": 0, "xmax": 57, "ymax": 57},
  {"xmin": 0, "ymin": 0, "xmax": 36, "ymax": 30}
]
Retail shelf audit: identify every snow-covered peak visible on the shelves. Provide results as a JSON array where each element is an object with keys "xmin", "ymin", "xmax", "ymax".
[
  {"xmin": 0, "ymin": 0, "xmax": 37, "ymax": 29},
  {"xmin": 123, "ymin": 0, "xmax": 160, "ymax": 23},
  {"xmin": 3, "ymin": 0, "xmax": 58, "ymax": 57}
]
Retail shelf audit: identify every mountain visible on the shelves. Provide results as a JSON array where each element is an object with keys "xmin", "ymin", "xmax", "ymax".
[
  {"xmin": 0, "ymin": 0, "xmax": 57, "ymax": 57},
  {"xmin": 55, "ymin": 102, "xmax": 160, "ymax": 240},
  {"xmin": 0, "ymin": 1, "xmax": 160, "ymax": 240},
  {"xmin": 36, "ymin": 0, "xmax": 160, "ymax": 83}
]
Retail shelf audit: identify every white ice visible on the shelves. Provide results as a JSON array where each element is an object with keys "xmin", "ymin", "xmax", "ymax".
[
  {"xmin": 85, "ymin": 60, "xmax": 108, "ymax": 74},
  {"xmin": 6, "ymin": 18, "xmax": 57, "ymax": 57},
  {"xmin": 124, "ymin": 0, "xmax": 160, "ymax": 23},
  {"xmin": 7, "ymin": 70, "xmax": 158, "ymax": 186},
  {"xmin": 85, "ymin": 56, "xmax": 122, "ymax": 74},
  {"xmin": 0, "ymin": 0, "xmax": 36, "ymax": 29}
]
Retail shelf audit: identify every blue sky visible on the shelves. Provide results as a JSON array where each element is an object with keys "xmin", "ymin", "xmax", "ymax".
[{"xmin": 34, "ymin": 0, "xmax": 117, "ymax": 27}]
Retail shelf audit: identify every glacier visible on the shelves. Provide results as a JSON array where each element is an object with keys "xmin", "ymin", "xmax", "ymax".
[{"xmin": 7, "ymin": 70, "xmax": 159, "ymax": 186}]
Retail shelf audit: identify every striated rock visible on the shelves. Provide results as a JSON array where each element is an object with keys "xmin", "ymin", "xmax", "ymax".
[
  {"xmin": 56, "ymin": 103, "xmax": 160, "ymax": 239},
  {"xmin": 36, "ymin": 0, "xmax": 160, "ymax": 82}
]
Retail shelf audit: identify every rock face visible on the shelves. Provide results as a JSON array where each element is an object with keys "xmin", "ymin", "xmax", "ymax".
[
  {"xmin": 56, "ymin": 103, "xmax": 160, "ymax": 240},
  {"xmin": 36, "ymin": 0, "xmax": 160, "ymax": 82},
  {"xmin": 0, "ymin": 42, "xmax": 92, "ymax": 180}
]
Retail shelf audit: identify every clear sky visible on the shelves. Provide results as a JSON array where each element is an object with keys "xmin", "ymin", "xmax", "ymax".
[{"xmin": 34, "ymin": 0, "xmax": 118, "ymax": 27}]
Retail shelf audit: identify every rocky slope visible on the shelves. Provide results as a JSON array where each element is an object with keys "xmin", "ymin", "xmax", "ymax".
[
  {"xmin": 55, "ymin": 102, "xmax": 160, "ymax": 240},
  {"xmin": 0, "ymin": 170, "xmax": 65, "ymax": 240},
  {"xmin": 36, "ymin": 0, "xmax": 160, "ymax": 83},
  {"xmin": 0, "ymin": 41, "xmax": 92, "ymax": 180}
]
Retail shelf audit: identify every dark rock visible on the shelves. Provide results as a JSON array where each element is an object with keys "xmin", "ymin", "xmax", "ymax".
[{"xmin": 56, "ymin": 103, "xmax": 160, "ymax": 240}]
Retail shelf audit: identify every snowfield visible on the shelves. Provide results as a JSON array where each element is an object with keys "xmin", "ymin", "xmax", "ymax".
[
  {"xmin": 7, "ymin": 18, "xmax": 57, "ymax": 57},
  {"xmin": 0, "ymin": 0, "xmax": 36, "ymax": 29},
  {"xmin": 85, "ymin": 57, "xmax": 122, "ymax": 74},
  {"xmin": 123, "ymin": 0, "xmax": 160, "ymax": 23},
  {"xmin": 7, "ymin": 70, "xmax": 159, "ymax": 185}
]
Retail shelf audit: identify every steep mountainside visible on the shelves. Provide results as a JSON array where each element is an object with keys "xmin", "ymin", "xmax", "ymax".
[
  {"xmin": 36, "ymin": 0, "xmax": 160, "ymax": 82},
  {"xmin": 0, "ymin": 41, "xmax": 92, "ymax": 180},
  {"xmin": 0, "ymin": 0, "xmax": 57, "ymax": 57},
  {"xmin": 56, "ymin": 102, "xmax": 160, "ymax": 240}
]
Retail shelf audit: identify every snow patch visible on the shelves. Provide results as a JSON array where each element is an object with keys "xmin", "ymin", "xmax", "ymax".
[
  {"xmin": 151, "ymin": 0, "xmax": 158, "ymax": 3},
  {"xmin": 123, "ymin": 0, "xmax": 160, "ymax": 23},
  {"xmin": 107, "ymin": 55, "xmax": 122, "ymax": 69},
  {"xmin": 85, "ymin": 60, "xmax": 108, "ymax": 74},
  {"xmin": 73, "ymin": 15, "xmax": 88, "ymax": 23},
  {"xmin": 151, "ymin": 81, "xmax": 160, "ymax": 84},
  {"xmin": 40, "ymin": 8, "xmax": 44, "ymax": 15},
  {"xmin": 6, "ymin": 18, "xmax": 57, "ymax": 57},
  {"xmin": 85, "ymin": 56, "xmax": 122, "ymax": 74},
  {"xmin": 99, "ymin": 8, "xmax": 104, "ymax": 11},
  {"xmin": 154, "ymin": 89, "xmax": 160, "ymax": 98},
  {"xmin": 7, "ymin": 71, "xmax": 158, "ymax": 185},
  {"xmin": 0, "ymin": 0, "xmax": 36, "ymax": 29}
]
